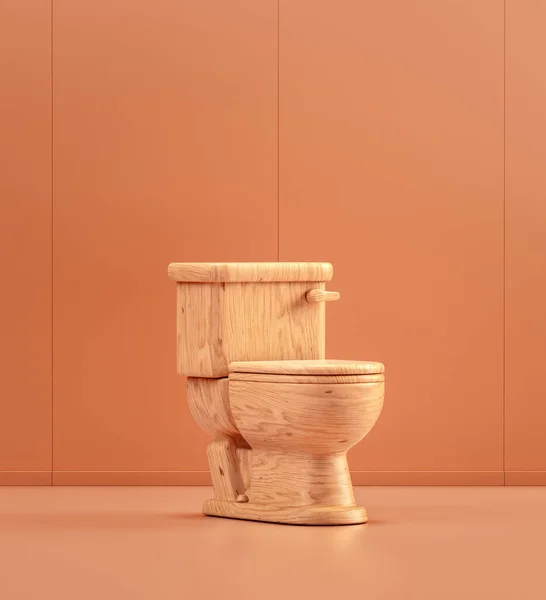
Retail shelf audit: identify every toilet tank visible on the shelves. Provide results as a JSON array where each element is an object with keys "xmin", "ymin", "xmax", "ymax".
[{"xmin": 167, "ymin": 262, "xmax": 334, "ymax": 378}]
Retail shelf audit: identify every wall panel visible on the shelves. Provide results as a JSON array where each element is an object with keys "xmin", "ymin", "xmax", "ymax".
[
  {"xmin": 505, "ymin": 0, "xmax": 546, "ymax": 485},
  {"xmin": 52, "ymin": 0, "xmax": 278, "ymax": 482},
  {"xmin": 279, "ymin": 0, "xmax": 504, "ymax": 482},
  {"xmin": 4, "ymin": 0, "xmax": 542, "ymax": 485},
  {"xmin": 0, "ymin": 0, "xmax": 52, "ymax": 484}
]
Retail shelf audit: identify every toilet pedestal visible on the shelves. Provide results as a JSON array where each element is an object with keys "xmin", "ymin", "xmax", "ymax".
[{"xmin": 203, "ymin": 450, "xmax": 367, "ymax": 525}]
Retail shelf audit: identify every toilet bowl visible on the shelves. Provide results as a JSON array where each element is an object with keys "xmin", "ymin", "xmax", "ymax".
[{"xmin": 202, "ymin": 359, "xmax": 385, "ymax": 525}]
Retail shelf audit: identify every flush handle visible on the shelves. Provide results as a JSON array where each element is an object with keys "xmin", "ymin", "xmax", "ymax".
[{"xmin": 305, "ymin": 289, "xmax": 340, "ymax": 303}]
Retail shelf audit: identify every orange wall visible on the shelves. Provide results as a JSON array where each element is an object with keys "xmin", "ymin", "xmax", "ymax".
[
  {"xmin": 0, "ymin": 1, "xmax": 544, "ymax": 485},
  {"xmin": 505, "ymin": 0, "xmax": 546, "ymax": 485},
  {"xmin": 0, "ymin": 0, "xmax": 52, "ymax": 485},
  {"xmin": 52, "ymin": 0, "xmax": 277, "ymax": 484},
  {"xmin": 280, "ymin": 0, "xmax": 504, "ymax": 485}
]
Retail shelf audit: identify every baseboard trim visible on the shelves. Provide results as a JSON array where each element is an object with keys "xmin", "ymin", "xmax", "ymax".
[
  {"xmin": 505, "ymin": 471, "xmax": 546, "ymax": 486},
  {"xmin": 0, "ymin": 471, "xmax": 52, "ymax": 486},
  {"xmin": 52, "ymin": 471, "xmax": 212, "ymax": 486},
  {"xmin": 52, "ymin": 470, "xmax": 504, "ymax": 486},
  {"xmin": 350, "ymin": 471, "xmax": 504, "ymax": 485},
  {"xmin": 3, "ymin": 471, "xmax": 541, "ymax": 486}
]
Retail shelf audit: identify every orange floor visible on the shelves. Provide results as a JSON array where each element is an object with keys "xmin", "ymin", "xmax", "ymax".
[{"xmin": 0, "ymin": 486, "xmax": 544, "ymax": 599}]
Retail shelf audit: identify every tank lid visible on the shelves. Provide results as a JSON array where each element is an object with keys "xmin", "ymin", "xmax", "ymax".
[
  {"xmin": 167, "ymin": 262, "xmax": 333, "ymax": 282},
  {"xmin": 229, "ymin": 359, "xmax": 385, "ymax": 376}
]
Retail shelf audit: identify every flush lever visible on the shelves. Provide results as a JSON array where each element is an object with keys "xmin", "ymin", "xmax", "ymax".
[{"xmin": 305, "ymin": 289, "xmax": 340, "ymax": 303}]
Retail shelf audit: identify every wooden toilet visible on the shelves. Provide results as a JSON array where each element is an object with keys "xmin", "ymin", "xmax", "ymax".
[{"xmin": 168, "ymin": 262, "xmax": 385, "ymax": 525}]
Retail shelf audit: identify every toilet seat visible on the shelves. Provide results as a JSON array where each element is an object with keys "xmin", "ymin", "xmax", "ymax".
[{"xmin": 229, "ymin": 359, "xmax": 385, "ymax": 384}]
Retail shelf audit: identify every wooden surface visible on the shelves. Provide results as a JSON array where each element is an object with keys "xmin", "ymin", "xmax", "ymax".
[
  {"xmin": 176, "ymin": 282, "xmax": 326, "ymax": 377},
  {"xmin": 206, "ymin": 439, "xmax": 248, "ymax": 502},
  {"xmin": 0, "ymin": 0, "xmax": 52, "ymax": 475},
  {"xmin": 230, "ymin": 380, "xmax": 385, "ymax": 453},
  {"xmin": 186, "ymin": 378, "xmax": 241, "ymax": 441},
  {"xmin": 505, "ymin": 0, "xmax": 546, "ymax": 477},
  {"xmin": 52, "ymin": 0, "xmax": 277, "ymax": 475},
  {"xmin": 168, "ymin": 262, "xmax": 333, "ymax": 282},
  {"xmin": 187, "ymin": 377, "xmax": 250, "ymax": 501},
  {"xmin": 225, "ymin": 378, "xmax": 384, "ymax": 524},
  {"xmin": 229, "ymin": 372, "xmax": 385, "ymax": 384},
  {"xmin": 305, "ymin": 289, "xmax": 341, "ymax": 303},
  {"xmin": 203, "ymin": 496, "xmax": 368, "ymax": 525},
  {"xmin": 229, "ymin": 359, "xmax": 385, "ymax": 376},
  {"xmin": 279, "ymin": 0, "xmax": 504, "ymax": 477}
]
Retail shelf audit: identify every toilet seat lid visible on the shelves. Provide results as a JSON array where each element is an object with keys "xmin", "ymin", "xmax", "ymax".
[{"xmin": 229, "ymin": 359, "xmax": 384, "ymax": 376}]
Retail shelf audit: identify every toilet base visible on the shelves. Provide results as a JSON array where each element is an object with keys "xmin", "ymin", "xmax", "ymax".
[{"xmin": 202, "ymin": 498, "xmax": 367, "ymax": 526}]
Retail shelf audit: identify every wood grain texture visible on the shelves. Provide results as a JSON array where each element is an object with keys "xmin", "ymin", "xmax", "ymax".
[
  {"xmin": 206, "ymin": 439, "xmax": 247, "ymax": 501},
  {"xmin": 230, "ymin": 380, "xmax": 384, "ymax": 453},
  {"xmin": 222, "ymin": 378, "xmax": 384, "ymax": 524},
  {"xmin": 186, "ymin": 377, "xmax": 250, "ymax": 500},
  {"xmin": 203, "ymin": 496, "xmax": 367, "ymax": 525},
  {"xmin": 186, "ymin": 378, "xmax": 242, "ymax": 441},
  {"xmin": 176, "ymin": 282, "xmax": 327, "ymax": 377},
  {"xmin": 168, "ymin": 262, "xmax": 333, "ymax": 282},
  {"xmin": 229, "ymin": 359, "xmax": 385, "ymax": 376},
  {"xmin": 229, "ymin": 372, "xmax": 385, "ymax": 384},
  {"xmin": 305, "ymin": 289, "xmax": 340, "ymax": 303}
]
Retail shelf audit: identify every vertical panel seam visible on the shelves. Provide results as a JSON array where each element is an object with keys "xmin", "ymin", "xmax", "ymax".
[
  {"xmin": 50, "ymin": 0, "xmax": 54, "ymax": 485},
  {"xmin": 503, "ymin": 0, "xmax": 507, "ymax": 486},
  {"xmin": 277, "ymin": 0, "xmax": 280, "ymax": 261}
]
